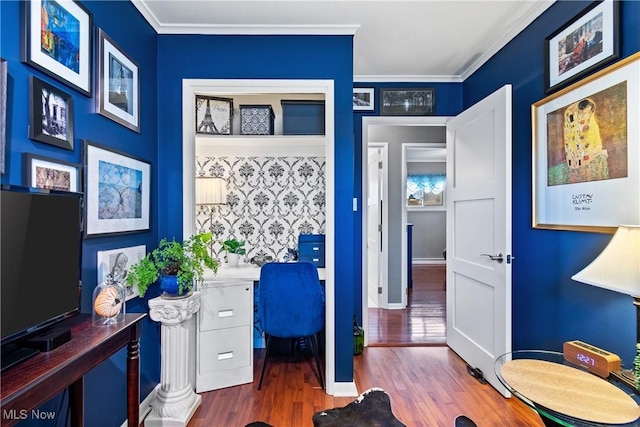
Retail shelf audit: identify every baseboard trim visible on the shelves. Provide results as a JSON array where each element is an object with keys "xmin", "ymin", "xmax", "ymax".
[
  {"xmin": 330, "ymin": 381, "xmax": 358, "ymax": 397},
  {"xmin": 412, "ymin": 258, "xmax": 445, "ymax": 265},
  {"xmin": 387, "ymin": 303, "xmax": 405, "ymax": 310},
  {"xmin": 120, "ymin": 384, "xmax": 158, "ymax": 427}
]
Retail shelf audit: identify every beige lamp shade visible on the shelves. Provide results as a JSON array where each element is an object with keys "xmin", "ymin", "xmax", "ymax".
[
  {"xmin": 195, "ymin": 177, "xmax": 226, "ymax": 205},
  {"xmin": 572, "ymin": 225, "xmax": 640, "ymax": 297}
]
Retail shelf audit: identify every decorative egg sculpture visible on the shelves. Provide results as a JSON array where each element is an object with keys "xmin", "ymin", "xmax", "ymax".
[{"xmin": 92, "ymin": 275, "xmax": 126, "ymax": 326}]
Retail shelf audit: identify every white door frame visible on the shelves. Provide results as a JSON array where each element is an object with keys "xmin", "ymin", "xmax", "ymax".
[
  {"xmin": 401, "ymin": 142, "xmax": 447, "ymax": 307},
  {"xmin": 366, "ymin": 143, "xmax": 388, "ymax": 311},
  {"xmin": 361, "ymin": 116, "xmax": 450, "ymax": 344},
  {"xmin": 181, "ymin": 79, "xmax": 355, "ymax": 396}
]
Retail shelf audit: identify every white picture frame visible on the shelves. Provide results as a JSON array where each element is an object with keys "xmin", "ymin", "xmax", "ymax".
[
  {"xmin": 353, "ymin": 88, "xmax": 374, "ymax": 111},
  {"xmin": 84, "ymin": 140, "xmax": 151, "ymax": 236},
  {"xmin": 97, "ymin": 245, "xmax": 146, "ymax": 301},
  {"xmin": 97, "ymin": 28, "xmax": 140, "ymax": 132},
  {"xmin": 22, "ymin": 0, "xmax": 93, "ymax": 96}
]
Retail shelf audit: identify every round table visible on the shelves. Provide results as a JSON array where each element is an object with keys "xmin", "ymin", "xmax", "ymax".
[{"xmin": 494, "ymin": 350, "xmax": 640, "ymax": 427}]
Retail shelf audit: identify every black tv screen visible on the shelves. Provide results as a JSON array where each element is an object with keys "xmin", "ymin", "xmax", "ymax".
[{"xmin": 1, "ymin": 186, "xmax": 82, "ymax": 344}]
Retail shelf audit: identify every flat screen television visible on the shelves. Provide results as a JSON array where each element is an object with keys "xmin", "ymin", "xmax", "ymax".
[{"xmin": 1, "ymin": 185, "xmax": 83, "ymax": 371}]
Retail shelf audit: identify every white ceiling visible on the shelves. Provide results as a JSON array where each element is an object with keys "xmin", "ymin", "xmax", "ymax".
[{"xmin": 133, "ymin": 0, "xmax": 554, "ymax": 82}]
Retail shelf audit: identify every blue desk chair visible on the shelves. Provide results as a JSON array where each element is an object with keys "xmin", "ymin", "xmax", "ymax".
[{"xmin": 257, "ymin": 262, "xmax": 325, "ymax": 390}]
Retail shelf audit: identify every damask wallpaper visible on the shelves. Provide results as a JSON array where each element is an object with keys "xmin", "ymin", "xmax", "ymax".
[{"xmin": 195, "ymin": 154, "xmax": 326, "ymax": 262}]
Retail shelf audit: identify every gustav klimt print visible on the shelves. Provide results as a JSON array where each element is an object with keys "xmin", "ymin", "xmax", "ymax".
[{"xmin": 546, "ymin": 81, "xmax": 627, "ymax": 186}]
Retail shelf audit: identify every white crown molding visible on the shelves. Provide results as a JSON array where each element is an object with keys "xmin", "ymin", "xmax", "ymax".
[
  {"xmin": 460, "ymin": 0, "xmax": 555, "ymax": 80},
  {"xmin": 132, "ymin": 1, "xmax": 358, "ymax": 35},
  {"xmin": 354, "ymin": 75, "xmax": 462, "ymax": 83}
]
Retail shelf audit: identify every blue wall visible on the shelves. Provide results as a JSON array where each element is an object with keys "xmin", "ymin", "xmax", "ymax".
[
  {"xmin": 463, "ymin": 0, "xmax": 640, "ymax": 363},
  {"xmin": 1, "ymin": 1, "xmax": 160, "ymax": 426},
  {"xmin": 156, "ymin": 34, "xmax": 356, "ymax": 383}
]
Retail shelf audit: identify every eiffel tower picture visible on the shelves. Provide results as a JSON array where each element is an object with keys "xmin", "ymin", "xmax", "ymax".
[
  {"xmin": 197, "ymin": 99, "xmax": 219, "ymax": 134},
  {"xmin": 196, "ymin": 95, "xmax": 233, "ymax": 135}
]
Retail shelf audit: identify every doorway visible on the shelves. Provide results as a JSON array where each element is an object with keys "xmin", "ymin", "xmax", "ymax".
[{"xmin": 361, "ymin": 116, "xmax": 450, "ymax": 346}]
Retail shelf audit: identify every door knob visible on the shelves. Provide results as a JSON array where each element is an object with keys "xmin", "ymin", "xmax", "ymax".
[{"xmin": 481, "ymin": 253, "xmax": 504, "ymax": 263}]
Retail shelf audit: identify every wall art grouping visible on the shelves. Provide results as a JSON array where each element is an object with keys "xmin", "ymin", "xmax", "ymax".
[{"xmin": 195, "ymin": 154, "xmax": 326, "ymax": 262}]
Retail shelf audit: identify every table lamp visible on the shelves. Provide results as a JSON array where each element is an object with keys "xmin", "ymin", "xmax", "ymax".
[
  {"xmin": 571, "ymin": 224, "xmax": 640, "ymax": 390},
  {"xmin": 195, "ymin": 177, "xmax": 227, "ymax": 259}
]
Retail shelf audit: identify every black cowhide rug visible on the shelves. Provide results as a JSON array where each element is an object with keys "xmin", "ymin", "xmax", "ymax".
[
  {"xmin": 245, "ymin": 388, "xmax": 405, "ymax": 427},
  {"xmin": 313, "ymin": 388, "xmax": 406, "ymax": 427}
]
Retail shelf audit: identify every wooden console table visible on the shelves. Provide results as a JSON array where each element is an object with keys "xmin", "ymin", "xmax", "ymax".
[{"xmin": 1, "ymin": 313, "xmax": 146, "ymax": 427}]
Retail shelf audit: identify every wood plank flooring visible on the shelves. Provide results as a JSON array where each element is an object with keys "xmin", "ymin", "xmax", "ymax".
[
  {"xmin": 188, "ymin": 347, "xmax": 544, "ymax": 426},
  {"xmin": 368, "ymin": 264, "xmax": 446, "ymax": 346},
  {"xmin": 188, "ymin": 265, "xmax": 545, "ymax": 427}
]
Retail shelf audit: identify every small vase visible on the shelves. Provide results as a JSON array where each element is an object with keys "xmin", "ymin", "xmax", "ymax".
[
  {"xmin": 227, "ymin": 253, "xmax": 240, "ymax": 267},
  {"xmin": 159, "ymin": 275, "xmax": 192, "ymax": 299},
  {"xmin": 93, "ymin": 276, "xmax": 126, "ymax": 326}
]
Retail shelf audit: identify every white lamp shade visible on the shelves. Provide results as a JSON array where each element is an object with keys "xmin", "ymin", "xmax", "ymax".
[
  {"xmin": 571, "ymin": 225, "xmax": 640, "ymax": 297},
  {"xmin": 195, "ymin": 177, "xmax": 226, "ymax": 205}
]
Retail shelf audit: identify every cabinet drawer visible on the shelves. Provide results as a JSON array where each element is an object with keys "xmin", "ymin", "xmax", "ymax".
[
  {"xmin": 200, "ymin": 282, "xmax": 252, "ymax": 331},
  {"xmin": 298, "ymin": 244, "xmax": 325, "ymax": 267},
  {"xmin": 198, "ymin": 326, "xmax": 251, "ymax": 374}
]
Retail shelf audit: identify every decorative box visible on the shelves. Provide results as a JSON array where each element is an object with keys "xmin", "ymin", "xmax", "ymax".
[
  {"xmin": 281, "ymin": 100, "xmax": 325, "ymax": 135},
  {"xmin": 240, "ymin": 105, "xmax": 275, "ymax": 135},
  {"xmin": 298, "ymin": 234, "xmax": 325, "ymax": 268}
]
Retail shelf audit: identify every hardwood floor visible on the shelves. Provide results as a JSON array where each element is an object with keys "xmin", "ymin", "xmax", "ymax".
[
  {"xmin": 189, "ymin": 265, "xmax": 545, "ymax": 426},
  {"xmin": 368, "ymin": 264, "xmax": 446, "ymax": 346},
  {"xmin": 188, "ymin": 347, "xmax": 544, "ymax": 426}
]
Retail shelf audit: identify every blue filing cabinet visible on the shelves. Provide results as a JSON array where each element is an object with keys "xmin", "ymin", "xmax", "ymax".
[
  {"xmin": 298, "ymin": 234, "xmax": 325, "ymax": 267},
  {"xmin": 407, "ymin": 224, "xmax": 413, "ymax": 289}
]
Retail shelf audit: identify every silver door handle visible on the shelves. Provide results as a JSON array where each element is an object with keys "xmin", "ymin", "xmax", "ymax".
[{"xmin": 481, "ymin": 253, "xmax": 504, "ymax": 263}]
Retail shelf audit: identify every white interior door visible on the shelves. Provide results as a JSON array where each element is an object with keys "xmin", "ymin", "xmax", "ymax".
[
  {"xmin": 367, "ymin": 147, "xmax": 382, "ymax": 307},
  {"xmin": 446, "ymin": 85, "xmax": 512, "ymax": 397}
]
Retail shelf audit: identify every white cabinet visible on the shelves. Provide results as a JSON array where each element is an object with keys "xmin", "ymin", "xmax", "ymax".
[{"xmin": 196, "ymin": 280, "xmax": 253, "ymax": 392}]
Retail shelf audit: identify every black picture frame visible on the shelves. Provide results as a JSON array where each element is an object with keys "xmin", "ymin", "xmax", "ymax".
[
  {"xmin": 97, "ymin": 28, "xmax": 140, "ymax": 132},
  {"xmin": 22, "ymin": 0, "xmax": 93, "ymax": 97},
  {"xmin": 195, "ymin": 95, "xmax": 233, "ymax": 135},
  {"xmin": 380, "ymin": 88, "xmax": 434, "ymax": 116},
  {"xmin": 83, "ymin": 140, "xmax": 151, "ymax": 237},
  {"xmin": 29, "ymin": 76, "xmax": 74, "ymax": 150},
  {"xmin": 23, "ymin": 153, "xmax": 81, "ymax": 192},
  {"xmin": 544, "ymin": 0, "xmax": 620, "ymax": 94}
]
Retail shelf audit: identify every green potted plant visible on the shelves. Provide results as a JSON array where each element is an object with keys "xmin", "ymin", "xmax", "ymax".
[
  {"xmin": 126, "ymin": 232, "xmax": 218, "ymax": 298},
  {"xmin": 222, "ymin": 238, "xmax": 246, "ymax": 267}
]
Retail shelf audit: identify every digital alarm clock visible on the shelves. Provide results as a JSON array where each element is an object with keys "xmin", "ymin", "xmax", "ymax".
[{"xmin": 563, "ymin": 340, "xmax": 621, "ymax": 378}]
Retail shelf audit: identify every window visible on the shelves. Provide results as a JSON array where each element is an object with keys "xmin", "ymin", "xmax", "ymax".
[{"xmin": 407, "ymin": 174, "xmax": 446, "ymax": 208}]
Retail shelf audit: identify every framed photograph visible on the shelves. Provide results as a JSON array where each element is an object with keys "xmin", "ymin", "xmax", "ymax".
[
  {"xmin": 97, "ymin": 245, "xmax": 146, "ymax": 301},
  {"xmin": 353, "ymin": 88, "xmax": 374, "ymax": 111},
  {"xmin": 532, "ymin": 52, "xmax": 640, "ymax": 233},
  {"xmin": 24, "ymin": 153, "xmax": 81, "ymax": 192},
  {"xmin": 97, "ymin": 29, "xmax": 140, "ymax": 132},
  {"xmin": 380, "ymin": 88, "xmax": 434, "ymax": 115},
  {"xmin": 22, "ymin": 0, "xmax": 92, "ymax": 96},
  {"xmin": 1, "ymin": 58, "xmax": 6, "ymax": 174},
  {"xmin": 29, "ymin": 76, "xmax": 74, "ymax": 150},
  {"xmin": 545, "ymin": 0, "xmax": 620, "ymax": 94},
  {"xmin": 98, "ymin": 245, "xmax": 147, "ymax": 301},
  {"xmin": 84, "ymin": 140, "xmax": 151, "ymax": 237},
  {"xmin": 196, "ymin": 95, "xmax": 233, "ymax": 135}
]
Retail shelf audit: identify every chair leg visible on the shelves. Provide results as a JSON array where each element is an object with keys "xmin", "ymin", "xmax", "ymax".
[
  {"xmin": 308, "ymin": 334, "xmax": 324, "ymax": 389},
  {"xmin": 258, "ymin": 334, "xmax": 273, "ymax": 390}
]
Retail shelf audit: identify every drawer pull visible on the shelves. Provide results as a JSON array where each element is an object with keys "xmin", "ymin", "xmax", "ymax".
[
  {"xmin": 313, "ymin": 258, "xmax": 319, "ymax": 262},
  {"xmin": 218, "ymin": 309, "xmax": 234, "ymax": 318},
  {"xmin": 312, "ymin": 247, "xmax": 320, "ymax": 251},
  {"xmin": 218, "ymin": 351, "xmax": 234, "ymax": 361}
]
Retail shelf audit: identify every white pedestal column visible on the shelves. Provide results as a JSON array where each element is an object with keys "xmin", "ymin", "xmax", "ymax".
[{"xmin": 144, "ymin": 292, "xmax": 202, "ymax": 427}]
